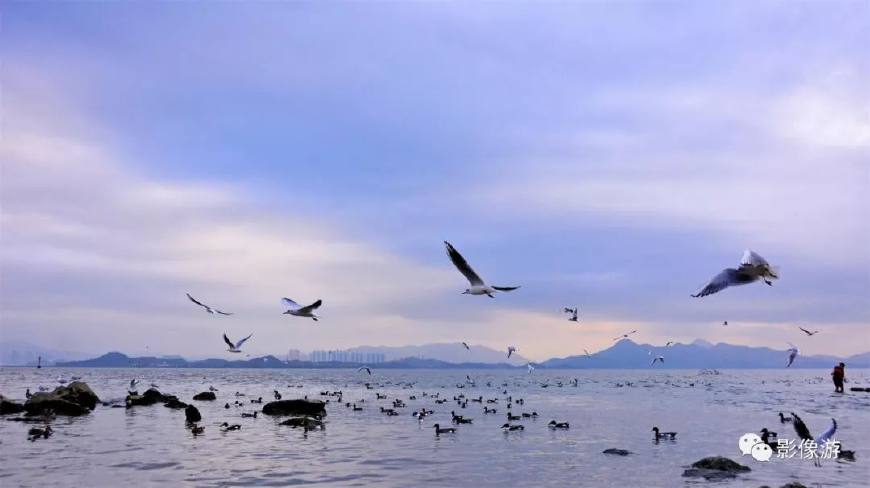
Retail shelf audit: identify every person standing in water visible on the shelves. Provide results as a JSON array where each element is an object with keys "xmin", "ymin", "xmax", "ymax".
[{"xmin": 832, "ymin": 362, "xmax": 846, "ymax": 393}]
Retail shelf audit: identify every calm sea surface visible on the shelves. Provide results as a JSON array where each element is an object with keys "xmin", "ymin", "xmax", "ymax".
[{"xmin": 1, "ymin": 368, "xmax": 868, "ymax": 487}]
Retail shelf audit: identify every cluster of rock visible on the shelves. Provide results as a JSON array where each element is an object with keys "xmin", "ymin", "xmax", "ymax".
[
  {"xmin": 682, "ymin": 457, "xmax": 750, "ymax": 480},
  {"xmin": 1, "ymin": 382, "xmax": 101, "ymax": 417}
]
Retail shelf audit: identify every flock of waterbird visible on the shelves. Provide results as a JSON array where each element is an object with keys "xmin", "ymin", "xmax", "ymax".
[{"xmin": 188, "ymin": 242, "xmax": 815, "ymax": 368}]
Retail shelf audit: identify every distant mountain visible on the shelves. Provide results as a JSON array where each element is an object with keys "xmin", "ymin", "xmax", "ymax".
[
  {"xmin": 541, "ymin": 339, "xmax": 869, "ymax": 369},
  {"xmin": 56, "ymin": 352, "xmax": 518, "ymax": 370},
  {"xmin": 0, "ymin": 340, "xmax": 93, "ymax": 366},
  {"xmin": 344, "ymin": 343, "xmax": 528, "ymax": 365}
]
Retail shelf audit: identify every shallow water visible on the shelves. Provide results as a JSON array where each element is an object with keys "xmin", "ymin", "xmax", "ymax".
[{"xmin": 1, "ymin": 368, "xmax": 868, "ymax": 487}]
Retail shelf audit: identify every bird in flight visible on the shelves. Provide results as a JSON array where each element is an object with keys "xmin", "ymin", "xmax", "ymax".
[
  {"xmin": 507, "ymin": 346, "xmax": 517, "ymax": 358},
  {"xmin": 722, "ymin": 321, "xmax": 728, "ymax": 326},
  {"xmin": 461, "ymin": 342, "xmax": 470, "ymax": 350},
  {"xmin": 223, "ymin": 333, "xmax": 252, "ymax": 353},
  {"xmin": 563, "ymin": 307, "xmax": 579, "ymax": 322},
  {"xmin": 665, "ymin": 341, "xmax": 674, "ymax": 347},
  {"xmin": 613, "ymin": 330, "xmax": 638, "ymax": 341},
  {"xmin": 358, "ymin": 366, "xmax": 372, "ymax": 375},
  {"xmin": 527, "ymin": 363, "xmax": 535, "ymax": 374},
  {"xmin": 650, "ymin": 356, "xmax": 665, "ymax": 366},
  {"xmin": 692, "ymin": 250, "xmax": 779, "ymax": 298},
  {"xmin": 282, "ymin": 297, "xmax": 322, "ymax": 321},
  {"xmin": 187, "ymin": 293, "xmax": 233, "ymax": 315},
  {"xmin": 583, "ymin": 349, "xmax": 591, "ymax": 357},
  {"xmin": 444, "ymin": 241, "xmax": 519, "ymax": 298},
  {"xmin": 786, "ymin": 343, "xmax": 799, "ymax": 367},
  {"xmin": 798, "ymin": 327, "xmax": 819, "ymax": 336}
]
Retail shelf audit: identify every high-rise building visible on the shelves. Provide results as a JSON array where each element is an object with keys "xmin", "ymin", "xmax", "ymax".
[{"xmin": 307, "ymin": 349, "xmax": 385, "ymax": 363}]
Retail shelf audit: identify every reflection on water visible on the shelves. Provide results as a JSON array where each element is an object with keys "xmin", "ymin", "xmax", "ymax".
[{"xmin": 1, "ymin": 368, "xmax": 868, "ymax": 487}]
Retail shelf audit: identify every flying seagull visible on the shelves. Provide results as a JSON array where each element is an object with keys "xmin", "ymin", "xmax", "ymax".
[
  {"xmin": 665, "ymin": 341, "xmax": 674, "ymax": 347},
  {"xmin": 186, "ymin": 293, "xmax": 233, "ymax": 315},
  {"xmin": 282, "ymin": 297, "xmax": 322, "ymax": 321},
  {"xmin": 444, "ymin": 241, "xmax": 519, "ymax": 298},
  {"xmin": 650, "ymin": 356, "xmax": 665, "ymax": 366},
  {"xmin": 613, "ymin": 330, "xmax": 638, "ymax": 341},
  {"xmin": 461, "ymin": 342, "xmax": 470, "ymax": 350},
  {"xmin": 507, "ymin": 346, "xmax": 517, "ymax": 358},
  {"xmin": 584, "ymin": 349, "xmax": 591, "ymax": 357},
  {"xmin": 798, "ymin": 327, "xmax": 819, "ymax": 336},
  {"xmin": 563, "ymin": 307, "xmax": 579, "ymax": 322},
  {"xmin": 692, "ymin": 250, "xmax": 779, "ymax": 298},
  {"xmin": 791, "ymin": 413, "xmax": 838, "ymax": 465},
  {"xmin": 527, "ymin": 363, "xmax": 535, "ymax": 374},
  {"xmin": 223, "ymin": 332, "xmax": 252, "ymax": 353},
  {"xmin": 722, "ymin": 321, "xmax": 728, "ymax": 326},
  {"xmin": 358, "ymin": 367, "xmax": 372, "ymax": 375},
  {"xmin": 786, "ymin": 343, "xmax": 799, "ymax": 367}
]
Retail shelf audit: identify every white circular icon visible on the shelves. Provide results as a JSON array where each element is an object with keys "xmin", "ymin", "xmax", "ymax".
[
  {"xmin": 739, "ymin": 433, "xmax": 762, "ymax": 455},
  {"xmin": 751, "ymin": 442, "xmax": 773, "ymax": 462}
]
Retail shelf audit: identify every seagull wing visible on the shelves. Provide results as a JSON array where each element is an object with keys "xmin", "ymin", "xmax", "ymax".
[
  {"xmin": 282, "ymin": 297, "xmax": 301, "ymax": 311},
  {"xmin": 298, "ymin": 299, "xmax": 323, "ymax": 314},
  {"xmin": 692, "ymin": 269, "xmax": 740, "ymax": 297},
  {"xmin": 187, "ymin": 293, "xmax": 207, "ymax": 308},
  {"xmin": 444, "ymin": 241, "xmax": 485, "ymax": 286},
  {"xmin": 223, "ymin": 333, "xmax": 235, "ymax": 349},
  {"xmin": 740, "ymin": 249, "xmax": 769, "ymax": 268},
  {"xmin": 462, "ymin": 342, "xmax": 470, "ymax": 350},
  {"xmin": 235, "ymin": 333, "xmax": 253, "ymax": 349},
  {"xmin": 215, "ymin": 310, "xmax": 233, "ymax": 316},
  {"xmin": 815, "ymin": 419, "xmax": 837, "ymax": 445},
  {"xmin": 798, "ymin": 327, "xmax": 811, "ymax": 336},
  {"xmin": 492, "ymin": 285, "xmax": 520, "ymax": 292},
  {"xmin": 791, "ymin": 413, "xmax": 813, "ymax": 441}
]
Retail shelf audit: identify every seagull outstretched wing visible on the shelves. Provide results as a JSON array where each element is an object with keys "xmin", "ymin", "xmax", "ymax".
[
  {"xmin": 235, "ymin": 333, "xmax": 253, "ymax": 349},
  {"xmin": 223, "ymin": 333, "xmax": 235, "ymax": 349},
  {"xmin": 298, "ymin": 299, "xmax": 323, "ymax": 314},
  {"xmin": 444, "ymin": 241, "xmax": 484, "ymax": 286},
  {"xmin": 282, "ymin": 298, "xmax": 301, "ymax": 311},
  {"xmin": 815, "ymin": 419, "xmax": 837, "ymax": 445}
]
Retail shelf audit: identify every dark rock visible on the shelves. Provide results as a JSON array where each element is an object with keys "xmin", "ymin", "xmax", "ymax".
[
  {"xmin": 779, "ymin": 483, "xmax": 808, "ymax": 488},
  {"xmin": 280, "ymin": 416, "xmax": 323, "ymax": 429},
  {"xmin": 23, "ymin": 381, "xmax": 100, "ymax": 416},
  {"xmin": 602, "ymin": 448, "xmax": 632, "ymax": 456},
  {"xmin": 163, "ymin": 396, "xmax": 188, "ymax": 409},
  {"xmin": 683, "ymin": 456, "xmax": 750, "ymax": 480},
  {"xmin": 263, "ymin": 399, "xmax": 326, "ymax": 417},
  {"xmin": 185, "ymin": 405, "xmax": 202, "ymax": 423},
  {"xmin": 193, "ymin": 391, "xmax": 216, "ymax": 401},
  {"xmin": 848, "ymin": 387, "xmax": 869, "ymax": 392},
  {"xmin": 126, "ymin": 388, "xmax": 168, "ymax": 408},
  {"xmin": 1, "ymin": 395, "xmax": 26, "ymax": 415}
]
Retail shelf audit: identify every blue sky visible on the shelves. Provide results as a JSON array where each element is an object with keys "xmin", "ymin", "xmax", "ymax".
[{"xmin": 1, "ymin": 2, "xmax": 868, "ymax": 360}]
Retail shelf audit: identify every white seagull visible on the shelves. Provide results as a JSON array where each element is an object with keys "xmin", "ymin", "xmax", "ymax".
[
  {"xmin": 444, "ymin": 241, "xmax": 519, "ymax": 298},
  {"xmin": 186, "ymin": 293, "xmax": 233, "ymax": 315},
  {"xmin": 223, "ymin": 333, "xmax": 252, "ymax": 353},
  {"xmin": 583, "ymin": 349, "xmax": 591, "ymax": 357},
  {"xmin": 613, "ymin": 330, "xmax": 638, "ymax": 341},
  {"xmin": 692, "ymin": 250, "xmax": 779, "ymax": 298},
  {"xmin": 786, "ymin": 343, "xmax": 799, "ymax": 368},
  {"xmin": 650, "ymin": 356, "xmax": 665, "ymax": 366},
  {"xmin": 507, "ymin": 346, "xmax": 518, "ymax": 358},
  {"xmin": 527, "ymin": 363, "xmax": 535, "ymax": 374},
  {"xmin": 282, "ymin": 297, "xmax": 322, "ymax": 321},
  {"xmin": 129, "ymin": 379, "xmax": 139, "ymax": 392},
  {"xmin": 563, "ymin": 307, "xmax": 579, "ymax": 322},
  {"xmin": 358, "ymin": 366, "xmax": 372, "ymax": 375}
]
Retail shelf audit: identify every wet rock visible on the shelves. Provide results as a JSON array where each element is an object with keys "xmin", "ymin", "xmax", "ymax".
[
  {"xmin": 263, "ymin": 399, "xmax": 326, "ymax": 417},
  {"xmin": 848, "ymin": 387, "xmax": 869, "ymax": 392},
  {"xmin": 602, "ymin": 448, "xmax": 632, "ymax": 456},
  {"xmin": 193, "ymin": 391, "xmax": 217, "ymax": 401},
  {"xmin": 185, "ymin": 405, "xmax": 202, "ymax": 423},
  {"xmin": 683, "ymin": 456, "xmax": 750, "ymax": 480},
  {"xmin": 280, "ymin": 416, "xmax": 323, "ymax": 429},
  {"xmin": 779, "ymin": 483, "xmax": 808, "ymax": 488},
  {"xmin": 163, "ymin": 396, "xmax": 188, "ymax": 409},
  {"xmin": 24, "ymin": 382, "xmax": 100, "ymax": 416},
  {"xmin": 126, "ymin": 388, "xmax": 168, "ymax": 407},
  {"xmin": 1, "ymin": 395, "xmax": 26, "ymax": 415}
]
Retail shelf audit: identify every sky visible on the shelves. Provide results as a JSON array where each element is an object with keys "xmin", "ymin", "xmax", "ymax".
[{"xmin": 1, "ymin": 2, "xmax": 868, "ymax": 361}]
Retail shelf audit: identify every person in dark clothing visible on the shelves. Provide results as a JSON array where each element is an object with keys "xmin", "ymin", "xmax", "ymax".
[{"xmin": 832, "ymin": 362, "xmax": 845, "ymax": 393}]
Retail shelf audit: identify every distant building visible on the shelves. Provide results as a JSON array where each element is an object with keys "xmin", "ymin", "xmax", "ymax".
[
  {"xmin": 286, "ymin": 349, "xmax": 302, "ymax": 361},
  {"xmin": 308, "ymin": 350, "xmax": 385, "ymax": 364}
]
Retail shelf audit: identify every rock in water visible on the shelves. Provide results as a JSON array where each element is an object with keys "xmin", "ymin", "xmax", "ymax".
[
  {"xmin": 163, "ymin": 396, "xmax": 188, "ymax": 409},
  {"xmin": 262, "ymin": 399, "xmax": 326, "ymax": 417},
  {"xmin": 280, "ymin": 416, "xmax": 323, "ymax": 429},
  {"xmin": 602, "ymin": 448, "xmax": 632, "ymax": 456},
  {"xmin": 185, "ymin": 405, "xmax": 202, "ymax": 423},
  {"xmin": 0, "ymin": 395, "xmax": 26, "ymax": 415},
  {"xmin": 126, "ymin": 388, "xmax": 168, "ymax": 408},
  {"xmin": 193, "ymin": 392, "xmax": 217, "ymax": 401},
  {"xmin": 24, "ymin": 382, "xmax": 100, "ymax": 416},
  {"xmin": 682, "ymin": 457, "xmax": 750, "ymax": 480}
]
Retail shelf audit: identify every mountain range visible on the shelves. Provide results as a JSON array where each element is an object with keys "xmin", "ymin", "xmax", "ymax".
[{"xmin": 43, "ymin": 339, "xmax": 869, "ymax": 369}]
